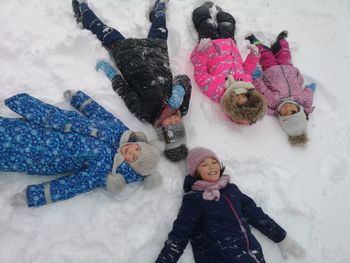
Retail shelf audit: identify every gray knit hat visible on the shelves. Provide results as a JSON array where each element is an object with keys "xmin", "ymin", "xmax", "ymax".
[
  {"xmin": 129, "ymin": 140, "xmax": 164, "ymax": 176},
  {"xmin": 155, "ymin": 121, "xmax": 188, "ymax": 161},
  {"xmin": 278, "ymin": 102, "xmax": 307, "ymax": 136}
]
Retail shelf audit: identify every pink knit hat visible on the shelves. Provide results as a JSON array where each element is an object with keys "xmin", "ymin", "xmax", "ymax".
[{"xmin": 187, "ymin": 147, "xmax": 220, "ymax": 176}]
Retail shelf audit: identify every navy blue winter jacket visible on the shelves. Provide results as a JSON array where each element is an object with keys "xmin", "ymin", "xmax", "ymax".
[{"xmin": 156, "ymin": 175, "xmax": 286, "ymax": 263}]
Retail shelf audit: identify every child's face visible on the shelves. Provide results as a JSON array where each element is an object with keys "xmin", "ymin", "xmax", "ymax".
[
  {"xmin": 120, "ymin": 143, "xmax": 141, "ymax": 163},
  {"xmin": 161, "ymin": 113, "xmax": 181, "ymax": 126},
  {"xmin": 279, "ymin": 103, "xmax": 299, "ymax": 116},
  {"xmin": 235, "ymin": 94, "xmax": 248, "ymax": 106},
  {"xmin": 197, "ymin": 158, "xmax": 221, "ymax": 182}
]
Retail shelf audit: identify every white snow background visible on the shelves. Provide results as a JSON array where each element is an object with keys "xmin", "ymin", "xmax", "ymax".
[{"xmin": 0, "ymin": 0, "xmax": 350, "ymax": 262}]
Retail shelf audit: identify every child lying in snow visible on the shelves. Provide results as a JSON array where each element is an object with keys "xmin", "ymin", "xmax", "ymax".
[
  {"xmin": 190, "ymin": 2, "xmax": 267, "ymax": 125},
  {"xmin": 72, "ymin": 0, "xmax": 192, "ymax": 161},
  {"xmin": 246, "ymin": 30, "xmax": 316, "ymax": 145},
  {"xmin": 0, "ymin": 91, "xmax": 163, "ymax": 207},
  {"xmin": 156, "ymin": 147, "xmax": 305, "ymax": 263}
]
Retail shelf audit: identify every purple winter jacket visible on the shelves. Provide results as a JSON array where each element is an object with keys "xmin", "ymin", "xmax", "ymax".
[{"xmin": 253, "ymin": 65, "xmax": 314, "ymax": 115}]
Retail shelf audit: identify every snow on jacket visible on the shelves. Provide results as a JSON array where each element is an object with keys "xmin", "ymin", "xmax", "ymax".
[
  {"xmin": 0, "ymin": 91, "xmax": 143, "ymax": 207},
  {"xmin": 253, "ymin": 65, "xmax": 314, "ymax": 115},
  {"xmin": 156, "ymin": 175, "xmax": 286, "ymax": 263},
  {"xmin": 190, "ymin": 38, "xmax": 259, "ymax": 103}
]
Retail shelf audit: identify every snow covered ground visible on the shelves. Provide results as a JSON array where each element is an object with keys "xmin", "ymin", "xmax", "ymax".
[{"xmin": 0, "ymin": 0, "xmax": 349, "ymax": 262}]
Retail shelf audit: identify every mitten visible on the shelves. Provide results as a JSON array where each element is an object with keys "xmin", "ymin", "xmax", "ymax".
[
  {"xmin": 198, "ymin": 38, "xmax": 211, "ymax": 52},
  {"xmin": 168, "ymin": 85, "xmax": 185, "ymax": 109},
  {"xmin": 305, "ymin": 82, "xmax": 316, "ymax": 92},
  {"xmin": 96, "ymin": 60, "xmax": 118, "ymax": 81},
  {"xmin": 9, "ymin": 189, "xmax": 27, "ymax": 207},
  {"xmin": 143, "ymin": 171, "xmax": 162, "ymax": 190},
  {"xmin": 63, "ymin": 90, "xmax": 77, "ymax": 101},
  {"xmin": 252, "ymin": 67, "xmax": 262, "ymax": 80},
  {"xmin": 278, "ymin": 236, "xmax": 305, "ymax": 259},
  {"xmin": 246, "ymin": 44, "xmax": 259, "ymax": 56},
  {"xmin": 106, "ymin": 173, "xmax": 126, "ymax": 193}
]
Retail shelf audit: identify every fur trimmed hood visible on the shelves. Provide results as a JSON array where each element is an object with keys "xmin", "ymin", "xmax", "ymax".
[{"xmin": 221, "ymin": 88, "xmax": 267, "ymax": 124}]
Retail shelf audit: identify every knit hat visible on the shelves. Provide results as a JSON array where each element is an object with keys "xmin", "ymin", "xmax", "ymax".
[
  {"xmin": 129, "ymin": 140, "xmax": 164, "ymax": 176},
  {"xmin": 187, "ymin": 147, "xmax": 220, "ymax": 176},
  {"xmin": 155, "ymin": 121, "xmax": 187, "ymax": 162},
  {"xmin": 277, "ymin": 101, "xmax": 307, "ymax": 137}
]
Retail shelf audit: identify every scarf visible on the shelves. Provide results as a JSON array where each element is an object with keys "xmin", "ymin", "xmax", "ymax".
[{"xmin": 191, "ymin": 175, "xmax": 230, "ymax": 201}]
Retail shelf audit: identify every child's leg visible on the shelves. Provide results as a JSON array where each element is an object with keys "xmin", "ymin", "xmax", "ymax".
[
  {"xmin": 78, "ymin": 2, "xmax": 125, "ymax": 49},
  {"xmin": 192, "ymin": 2, "xmax": 219, "ymax": 40},
  {"xmin": 246, "ymin": 34, "xmax": 278, "ymax": 70},
  {"xmin": 148, "ymin": 0, "xmax": 168, "ymax": 40},
  {"xmin": 273, "ymin": 39, "xmax": 293, "ymax": 66},
  {"xmin": 216, "ymin": 11, "xmax": 236, "ymax": 41}
]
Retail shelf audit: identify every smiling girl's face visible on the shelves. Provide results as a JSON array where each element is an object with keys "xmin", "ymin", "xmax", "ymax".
[
  {"xmin": 196, "ymin": 157, "xmax": 221, "ymax": 182},
  {"xmin": 120, "ymin": 143, "xmax": 140, "ymax": 163}
]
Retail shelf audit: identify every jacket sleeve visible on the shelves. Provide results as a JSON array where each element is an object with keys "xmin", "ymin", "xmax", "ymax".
[
  {"xmin": 237, "ymin": 187, "xmax": 287, "ymax": 243},
  {"xmin": 242, "ymin": 52, "xmax": 260, "ymax": 75},
  {"xmin": 25, "ymin": 157, "xmax": 110, "ymax": 207},
  {"xmin": 172, "ymin": 74, "xmax": 192, "ymax": 117},
  {"xmin": 253, "ymin": 77, "xmax": 280, "ymax": 115},
  {"xmin": 70, "ymin": 91, "xmax": 119, "ymax": 122},
  {"xmin": 190, "ymin": 46, "xmax": 226, "ymax": 103},
  {"xmin": 156, "ymin": 193, "xmax": 202, "ymax": 263},
  {"xmin": 111, "ymin": 75, "xmax": 156, "ymax": 123},
  {"xmin": 301, "ymin": 87, "xmax": 314, "ymax": 115}
]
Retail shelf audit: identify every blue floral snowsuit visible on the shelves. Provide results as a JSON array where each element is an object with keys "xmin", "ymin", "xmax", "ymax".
[{"xmin": 0, "ymin": 91, "xmax": 143, "ymax": 207}]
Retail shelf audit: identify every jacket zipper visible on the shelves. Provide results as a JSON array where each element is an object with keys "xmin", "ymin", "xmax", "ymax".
[
  {"xmin": 223, "ymin": 195, "xmax": 260, "ymax": 263},
  {"xmin": 280, "ymin": 66, "xmax": 292, "ymax": 97}
]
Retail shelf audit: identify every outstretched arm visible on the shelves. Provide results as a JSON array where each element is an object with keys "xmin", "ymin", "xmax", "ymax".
[
  {"xmin": 96, "ymin": 60, "xmax": 153, "ymax": 123},
  {"xmin": 156, "ymin": 194, "xmax": 201, "ymax": 263},
  {"xmin": 238, "ymin": 186, "xmax": 287, "ymax": 243},
  {"xmin": 67, "ymin": 90, "xmax": 118, "ymax": 122}
]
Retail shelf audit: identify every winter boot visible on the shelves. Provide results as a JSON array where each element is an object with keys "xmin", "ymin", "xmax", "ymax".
[
  {"xmin": 149, "ymin": 0, "xmax": 167, "ymax": 22},
  {"xmin": 192, "ymin": 2, "xmax": 219, "ymax": 40},
  {"xmin": 72, "ymin": 0, "xmax": 89, "ymax": 23},
  {"xmin": 217, "ymin": 11, "xmax": 236, "ymax": 40},
  {"xmin": 245, "ymin": 33, "xmax": 261, "ymax": 45},
  {"xmin": 271, "ymin": 30, "xmax": 288, "ymax": 54}
]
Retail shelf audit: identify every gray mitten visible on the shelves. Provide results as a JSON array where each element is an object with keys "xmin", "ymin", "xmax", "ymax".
[
  {"xmin": 278, "ymin": 236, "xmax": 305, "ymax": 259},
  {"xmin": 106, "ymin": 173, "xmax": 126, "ymax": 193},
  {"xmin": 63, "ymin": 90, "xmax": 77, "ymax": 101},
  {"xmin": 143, "ymin": 171, "xmax": 162, "ymax": 190},
  {"xmin": 9, "ymin": 189, "xmax": 27, "ymax": 207}
]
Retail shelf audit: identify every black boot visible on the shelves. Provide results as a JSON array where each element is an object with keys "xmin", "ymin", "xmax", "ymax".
[
  {"xmin": 192, "ymin": 3, "xmax": 219, "ymax": 40},
  {"xmin": 245, "ymin": 33, "xmax": 261, "ymax": 45},
  {"xmin": 217, "ymin": 11, "xmax": 236, "ymax": 40},
  {"xmin": 149, "ymin": 0, "xmax": 167, "ymax": 22},
  {"xmin": 72, "ymin": 0, "xmax": 82, "ymax": 23},
  {"xmin": 271, "ymin": 30, "xmax": 288, "ymax": 54}
]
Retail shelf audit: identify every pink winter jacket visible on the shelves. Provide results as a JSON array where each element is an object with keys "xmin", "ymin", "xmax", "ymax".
[
  {"xmin": 190, "ymin": 38, "xmax": 259, "ymax": 103},
  {"xmin": 253, "ymin": 65, "xmax": 314, "ymax": 115}
]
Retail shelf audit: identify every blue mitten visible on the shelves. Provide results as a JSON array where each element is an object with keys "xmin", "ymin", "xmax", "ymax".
[
  {"xmin": 305, "ymin": 82, "xmax": 316, "ymax": 92},
  {"xmin": 168, "ymin": 85, "xmax": 185, "ymax": 109},
  {"xmin": 96, "ymin": 60, "xmax": 118, "ymax": 81},
  {"xmin": 252, "ymin": 67, "xmax": 262, "ymax": 80}
]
